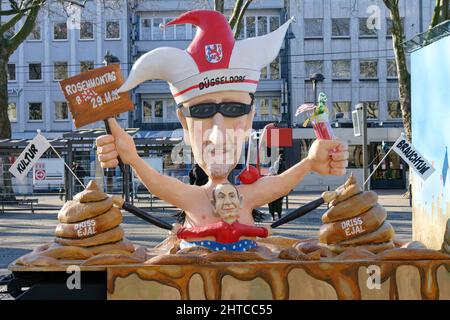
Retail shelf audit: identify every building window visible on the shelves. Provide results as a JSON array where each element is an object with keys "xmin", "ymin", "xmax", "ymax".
[
  {"xmin": 191, "ymin": 26, "xmax": 197, "ymax": 39},
  {"xmin": 28, "ymin": 63, "xmax": 42, "ymax": 81},
  {"xmin": 246, "ymin": 16, "xmax": 256, "ymax": 38},
  {"xmin": 55, "ymin": 102, "xmax": 69, "ymax": 120},
  {"xmin": 54, "ymin": 22, "xmax": 68, "ymax": 40},
  {"xmin": 305, "ymin": 60, "xmax": 323, "ymax": 77},
  {"xmin": 7, "ymin": 63, "xmax": 16, "ymax": 81},
  {"xmin": 359, "ymin": 18, "xmax": 377, "ymax": 37},
  {"xmin": 80, "ymin": 21, "xmax": 94, "ymax": 40},
  {"xmin": 176, "ymin": 23, "xmax": 186, "ymax": 40},
  {"xmin": 304, "ymin": 19, "xmax": 323, "ymax": 38},
  {"xmin": 332, "ymin": 102, "xmax": 351, "ymax": 120},
  {"xmin": 363, "ymin": 101, "xmax": 379, "ymax": 119},
  {"xmin": 8, "ymin": 102, "xmax": 17, "ymax": 122},
  {"xmin": 28, "ymin": 22, "xmax": 41, "ymax": 40},
  {"xmin": 152, "ymin": 18, "xmax": 163, "ymax": 40},
  {"xmin": 255, "ymin": 97, "xmax": 282, "ymax": 121},
  {"xmin": 164, "ymin": 18, "xmax": 175, "ymax": 40},
  {"xmin": 348, "ymin": 145, "xmax": 363, "ymax": 168},
  {"xmin": 270, "ymin": 56, "xmax": 280, "ymax": 80},
  {"xmin": 141, "ymin": 18, "xmax": 151, "ymax": 40},
  {"xmin": 259, "ymin": 98, "xmax": 269, "ymax": 118},
  {"xmin": 388, "ymin": 101, "xmax": 402, "ymax": 119},
  {"xmin": 332, "ymin": 18, "xmax": 350, "ymax": 37},
  {"xmin": 260, "ymin": 66, "xmax": 268, "ymax": 79},
  {"xmin": 237, "ymin": 18, "xmax": 245, "ymax": 39},
  {"xmin": 142, "ymin": 99, "xmax": 164, "ymax": 122},
  {"xmin": 387, "ymin": 59, "xmax": 397, "ymax": 78},
  {"xmin": 80, "ymin": 60, "xmax": 94, "ymax": 73},
  {"xmin": 360, "ymin": 60, "xmax": 378, "ymax": 79},
  {"xmin": 257, "ymin": 16, "xmax": 267, "ymax": 36},
  {"xmin": 28, "ymin": 102, "xmax": 43, "ymax": 121},
  {"xmin": 332, "ymin": 60, "xmax": 351, "ymax": 79},
  {"xmin": 143, "ymin": 100, "xmax": 152, "ymax": 122},
  {"xmin": 272, "ymin": 98, "xmax": 281, "ymax": 117},
  {"xmin": 54, "ymin": 61, "xmax": 68, "ymax": 80},
  {"xmin": 166, "ymin": 99, "xmax": 177, "ymax": 120},
  {"xmin": 269, "ymin": 16, "xmax": 280, "ymax": 32},
  {"xmin": 105, "ymin": 20, "xmax": 120, "ymax": 40}
]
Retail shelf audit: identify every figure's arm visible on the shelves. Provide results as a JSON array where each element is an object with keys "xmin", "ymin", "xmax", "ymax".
[
  {"xmin": 176, "ymin": 223, "xmax": 219, "ymax": 240},
  {"xmin": 242, "ymin": 139, "xmax": 348, "ymax": 208},
  {"xmin": 239, "ymin": 224, "xmax": 270, "ymax": 238},
  {"xmin": 96, "ymin": 118, "xmax": 198, "ymax": 211}
]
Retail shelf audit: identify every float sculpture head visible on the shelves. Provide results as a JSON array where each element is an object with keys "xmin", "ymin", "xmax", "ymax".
[
  {"xmin": 119, "ymin": 10, "xmax": 293, "ymax": 181},
  {"xmin": 211, "ymin": 183, "xmax": 243, "ymax": 223}
]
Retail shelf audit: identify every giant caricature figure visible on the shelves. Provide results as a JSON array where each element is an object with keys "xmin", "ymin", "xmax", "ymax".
[{"xmin": 96, "ymin": 10, "xmax": 348, "ymax": 246}]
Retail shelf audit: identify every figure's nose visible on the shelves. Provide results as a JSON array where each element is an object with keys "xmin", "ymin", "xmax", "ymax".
[{"xmin": 208, "ymin": 113, "xmax": 226, "ymax": 145}]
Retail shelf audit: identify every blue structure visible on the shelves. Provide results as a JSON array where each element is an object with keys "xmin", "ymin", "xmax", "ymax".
[{"xmin": 410, "ymin": 24, "xmax": 450, "ymax": 249}]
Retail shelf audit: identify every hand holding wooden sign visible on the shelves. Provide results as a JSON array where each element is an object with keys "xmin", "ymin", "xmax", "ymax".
[{"xmin": 59, "ymin": 64, "xmax": 133, "ymax": 128}]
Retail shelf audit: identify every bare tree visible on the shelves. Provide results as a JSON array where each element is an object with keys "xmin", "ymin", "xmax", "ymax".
[
  {"xmin": 383, "ymin": 0, "xmax": 450, "ymax": 141},
  {"xmin": 229, "ymin": 0, "xmax": 253, "ymax": 38}
]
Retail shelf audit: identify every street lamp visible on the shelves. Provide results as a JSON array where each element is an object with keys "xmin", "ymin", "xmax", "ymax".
[
  {"xmin": 310, "ymin": 73, "xmax": 325, "ymax": 107},
  {"xmin": 283, "ymin": 29, "xmax": 295, "ymax": 127}
]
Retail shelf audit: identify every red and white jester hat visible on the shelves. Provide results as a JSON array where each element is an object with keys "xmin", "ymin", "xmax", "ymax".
[{"xmin": 119, "ymin": 10, "xmax": 294, "ymax": 104}]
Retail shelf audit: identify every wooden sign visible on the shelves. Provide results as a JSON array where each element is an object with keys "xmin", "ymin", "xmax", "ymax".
[{"xmin": 60, "ymin": 64, "xmax": 133, "ymax": 128}]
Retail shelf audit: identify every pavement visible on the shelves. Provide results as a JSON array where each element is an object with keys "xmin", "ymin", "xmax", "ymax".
[{"xmin": 0, "ymin": 189, "xmax": 412, "ymax": 277}]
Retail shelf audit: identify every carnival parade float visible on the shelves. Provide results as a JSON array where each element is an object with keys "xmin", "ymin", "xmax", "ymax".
[{"xmin": 6, "ymin": 10, "xmax": 450, "ymax": 300}]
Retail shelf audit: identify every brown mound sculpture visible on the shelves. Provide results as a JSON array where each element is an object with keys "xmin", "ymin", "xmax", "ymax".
[
  {"xmin": 319, "ymin": 204, "xmax": 387, "ymax": 244},
  {"xmin": 338, "ymin": 221, "xmax": 394, "ymax": 246},
  {"xmin": 55, "ymin": 226, "xmax": 124, "ymax": 247},
  {"xmin": 330, "ymin": 174, "xmax": 362, "ymax": 207},
  {"xmin": 58, "ymin": 197, "xmax": 113, "ymax": 223},
  {"xmin": 55, "ymin": 206, "xmax": 122, "ymax": 238},
  {"xmin": 322, "ymin": 191, "xmax": 378, "ymax": 223},
  {"xmin": 73, "ymin": 180, "xmax": 108, "ymax": 203}
]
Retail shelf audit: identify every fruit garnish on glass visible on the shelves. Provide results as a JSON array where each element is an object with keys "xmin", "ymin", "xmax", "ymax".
[{"xmin": 295, "ymin": 92, "xmax": 336, "ymax": 140}]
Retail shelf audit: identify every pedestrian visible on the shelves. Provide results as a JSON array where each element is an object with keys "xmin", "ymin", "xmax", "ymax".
[
  {"xmin": 72, "ymin": 162, "xmax": 87, "ymax": 193},
  {"xmin": 188, "ymin": 164, "xmax": 208, "ymax": 186},
  {"xmin": 268, "ymin": 153, "xmax": 286, "ymax": 221}
]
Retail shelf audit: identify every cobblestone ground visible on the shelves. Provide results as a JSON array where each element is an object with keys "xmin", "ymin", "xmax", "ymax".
[{"xmin": 0, "ymin": 190, "xmax": 412, "ymax": 299}]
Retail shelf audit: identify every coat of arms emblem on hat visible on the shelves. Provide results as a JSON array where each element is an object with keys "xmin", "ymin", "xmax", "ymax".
[{"xmin": 205, "ymin": 44, "xmax": 223, "ymax": 63}]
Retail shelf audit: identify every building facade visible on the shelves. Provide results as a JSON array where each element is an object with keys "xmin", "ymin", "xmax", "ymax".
[
  {"xmin": 6, "ymin": 0, "xmax": 129, "ymax": 139},
  {"xmin": 287, "ymin": 0, "xmax": 435, "ymax": 190},
  {"xmin": 4, "ymin": 0, "xmax": 437, "ymax": 190}
]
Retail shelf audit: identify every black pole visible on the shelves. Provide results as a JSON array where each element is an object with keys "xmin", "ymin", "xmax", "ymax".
[
  {"xmin": 103, "ymin": 51, "xmax": 130, "ymax": 202},
  {"xmin": 271, "ymin": 197, "xmax": 325, "ymax": 228}
]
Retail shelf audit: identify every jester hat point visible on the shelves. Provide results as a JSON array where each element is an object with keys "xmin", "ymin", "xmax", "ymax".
[{"xmin": 119, "ymin": 10, "xmax": 294, "ymax": 104}]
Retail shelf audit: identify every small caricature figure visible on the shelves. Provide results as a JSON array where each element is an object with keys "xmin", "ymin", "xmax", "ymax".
[{"xmin": 171, "ymin": 183, "xmax": 271, "ymax": 252}]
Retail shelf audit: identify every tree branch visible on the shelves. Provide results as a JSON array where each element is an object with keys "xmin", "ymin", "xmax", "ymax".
[
  {"xmin": 229, "ymin": 0, "xmax": 244, "ymax": 29},
  {"xmin": 234, "ymin": 0, "xmax": 253, "ymax": 39},
  {"xmin": 429, "ymin": 0, "xmax": 443, "ymax": 29},
  {"xmin": 7, "ymin": 4, "xmax": 38, "ymax": 53},
  {"xmin": 0, "ymin": 12, "xmax": 23, "ymax": 35}
]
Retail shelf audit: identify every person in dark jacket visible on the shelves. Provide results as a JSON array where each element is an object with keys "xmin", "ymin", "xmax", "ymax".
[
  {"xmin": 268, "ymin": 153, "xmax": 286, "ymax": 221},
  {"xmin": 188, "ymin": 164, "xmax": 209, "ymax": 186}
]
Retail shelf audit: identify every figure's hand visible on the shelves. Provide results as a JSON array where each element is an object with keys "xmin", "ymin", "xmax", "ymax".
[
  {"xmin": 170, "ymin": 223, "xmax": 182, "ymax": 236},
  {"xmin": 96, "ymin": 118, "xmax": 138, "ymax": 168},
  {"xmin": 266, "ymin": 226, "xmax": 273, "ymax": 236},
  {"xmin": 306, "ymin": 139, "xmax": 348, "ymax": 176}
]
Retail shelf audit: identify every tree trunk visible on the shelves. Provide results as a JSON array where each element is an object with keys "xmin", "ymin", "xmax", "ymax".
[
  {"xmin": 214, "ymin": 0, "xmax": 224, "ymax": 13},
  {"xmin": 0, "ymin": 52, "xmax": 11, "ymax": 139},
  {"xmin": 0, "ymin": 50, "xmax": 16, "ymax": 200},
  {"xmin": 387, "ymin": 3, "xmax": 412, "ymax": 141}
]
